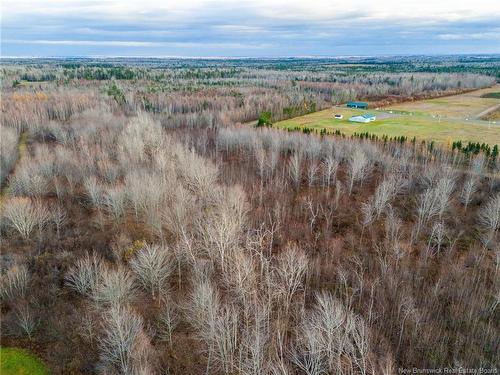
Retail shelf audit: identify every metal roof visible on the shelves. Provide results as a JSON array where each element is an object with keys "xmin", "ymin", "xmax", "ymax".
[{"xmin": 349, "ymin": 115, "xmax": 370, "ymax": 121}]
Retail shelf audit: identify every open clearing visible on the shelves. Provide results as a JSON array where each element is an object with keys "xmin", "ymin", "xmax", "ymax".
[
  {"xmin": 0, "ymin": 347, "xmax": 49, "ymax": 375},
  {"xmin": 388, "ymin": 85, "xmax": 500, "ymax": 119},
  {"xmin": 275, "ymin": 85, "xmax": 500, "ymax": 145}
]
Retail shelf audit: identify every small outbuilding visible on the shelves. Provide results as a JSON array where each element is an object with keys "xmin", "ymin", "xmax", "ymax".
[{"xmin": 346, "ymin": 101, "xmax": 368, "ymax": 109}]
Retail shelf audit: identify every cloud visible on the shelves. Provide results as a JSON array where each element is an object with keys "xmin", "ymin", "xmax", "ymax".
[
  {"xmin": 2, "ymin": 0, "xmax": 499, "ymax": 56},
  {"xmin": 5, "ymin": 40, "xmax": 165, "ymax": 47},
  {"xmin": 212, "ymin": 25, "xmax": 266, "ymax": 34},
  {"xmin": 3, "ymin": 0, "xmax": 499, "ymax": 23},
  {"xmin": 437, "ymin": 31, "xmax": 500, "ymax": 40},
  {"xmin": 3, "ymin": 39, "xmax": 273, "ymax": 49}
]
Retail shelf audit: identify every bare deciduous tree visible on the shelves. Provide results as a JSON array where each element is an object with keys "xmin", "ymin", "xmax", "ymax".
[
  {"xmin": 306, "ymin": 160, "xmax": 319, "ymax": 187},
  {"xmin": 51, "ymin": 204, "xmax": 66, "ymax": 237},
  {"xmin": 98, "ymin": 305, "xmax": 148, "ymax": 374},
  {"xmin": 273, "ymin": 245, "xmax": 308, "ymax": 317},
  {"xmin": 199, "ymin": 187, "xmax": 247, "ymax": 272},
  {"xmin": 103, "ymin": 185, "xmax": 126, "ymax": 220},
  {"xmin": 212, "ymin": 304, "xmax": 240, "ymax": 374},
  {"xmin": 188, "ymin": 277, "xmax": 217, "ymax": 319},
  {"xmin": 92, "ymin": 266, "xmax": 136, "ymax": 306},
  {"xmin": 289, "ymin": 152, "xmax": 302, "ymax": 190},
  {"xmin": 9, "ymin": 163, "xmax": 50, "ymax": 198},
  {"xmin": 0, "ymin": 264, "xmax": 30, "ymax": 302},
  {"xmin": 478, "ymin": 193, "xmax": 500, "ymax": 245},
  {"xmin": 322, "ymin": 156, "xmax": 339, "ymax": 191},
  {"xmin": 255, "ymin": 145, "xmax": 267, "ymax": 180},
  {"xmin": 78, "ymin": 307, "xmax": 100, "ymax": 344},
  {"xmin": 297, "ymin": 292, "xmax": 372, "ymax": 374},
  {"xmin": 435, "ymin": 177, "xmax": 455, "ymax": 218},
  {"xmin": 65, "ymin": 253, "xmax": 103, "ymax": 297},
  {"xmin": 157, "ymin": 300, "xmax": 178, "ymax": 345},
  {"xmin": 361, "ymin": 202, "xmax": 375, "ymax": 228},
  {"xmin": 301, "ymin": 292, "xmax": 347, "ymax": 372},
  {"xmin": 130, "ymin": 244, "xmax": 173, "ymax": 298},
  {"xmin": 0, "ymin": 125, "xmax": 19, "ymax": 184},
  {"xmin": 223, "ymin": 248, "xmax": 257, "ymax": 308},
  {"xmin": 350, "ymin": 315, "xmax": 370, "ymax": 375},
  {"xmin": 239, "ymin": 304, "xmax": 270, "ymax": 375},
  {"xmin": 187, "ymin": 279, "xmax": 220, "ymax": 373},
  {"xmin": 348, "ymin": 149, "xmax": 371, "ymax": 195},
  {"xmin": 15, "ymin": 304, "xmax": 38, "ymax": 340},
  {"xmin": 460, "ymin": 176, "xmax": 478, "ymax": 211},
  {"xmin": 177, "ymin": 146, "xmax": 218, "ymax": 200},
  {"xmin": 415, "ymin": 177, "xmax": 455, "ymax": 239},
  {"xmin": 304, "ymin": 198, "xmax": 319, "ymax": 233},
  {"xmin": 2, "ymin": 197, "xmax": 49, "ymax": 240},
  {"xmin": 371, "ymin": 175, "xmax": 405, "ymax": 219},
  {"xmin": 334, "ymin": 181, "xmax": 343, "ymax": 209},
  {"xmin": 290, "ymin": 329, "xmax": 326, "ymax": 375},
  {"xmin": 425, "ymin": 222, "xmax": 447, "ymax": 260},
  {"xmin": 162, "ymin": 184, "xmax": 196, "ymax": 254},
  {"xmin": 83, "ymin": 176, "xmax": 104, "ymax": 207}
]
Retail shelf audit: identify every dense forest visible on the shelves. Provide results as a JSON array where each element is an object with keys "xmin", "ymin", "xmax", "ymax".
[{"xmin": 0, "ymin": 57, "xmax": 499, "ymax": 374}]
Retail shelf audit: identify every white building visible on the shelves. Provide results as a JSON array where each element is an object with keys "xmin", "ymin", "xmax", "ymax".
[{"xmin": 349, "ymin": 113, "xmax": 376, "ymax": 123}]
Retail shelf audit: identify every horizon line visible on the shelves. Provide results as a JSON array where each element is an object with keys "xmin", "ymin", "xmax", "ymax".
[{"xmin": 2, "ymin": 53, "xmax": 500, "ymax": 60}]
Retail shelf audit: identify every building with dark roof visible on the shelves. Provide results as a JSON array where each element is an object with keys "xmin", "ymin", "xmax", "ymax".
[{"xmin": 346, "ymin": 101, "xmax": 368, "ymax": 109}]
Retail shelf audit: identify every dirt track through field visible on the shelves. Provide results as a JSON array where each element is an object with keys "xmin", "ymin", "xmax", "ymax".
[{"xmin": 475, "ymin": 103, "xmax": 500, "ymax": 120}]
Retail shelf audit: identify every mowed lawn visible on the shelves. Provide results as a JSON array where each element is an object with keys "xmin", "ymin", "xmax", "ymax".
[{"xmin": 275, "ymin": 86, "xmax": 500, "ymax": 146}]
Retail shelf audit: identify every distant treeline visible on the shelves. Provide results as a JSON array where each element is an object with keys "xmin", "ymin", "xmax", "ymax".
[
  {"xmin": 4, "ymin": 55, "xmax": 499, "ymax": 84},
  {"xmin": 63, "ymin": 67, "xmax": 140, "ymax": 80},
  {"xmin": 19, "ymin": 72, "xmax": 57, "ymax": 82}
]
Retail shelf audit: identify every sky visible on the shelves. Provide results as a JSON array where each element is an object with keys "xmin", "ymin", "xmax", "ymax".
[{"xmin": 2, "ymin": 0, "xmax": 500, "ymax": 57}]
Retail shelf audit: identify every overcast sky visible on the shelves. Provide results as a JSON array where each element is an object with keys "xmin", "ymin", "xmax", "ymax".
[{"xmin": 2, "ymin": 0, "xmax": 500, "ymax": 57}]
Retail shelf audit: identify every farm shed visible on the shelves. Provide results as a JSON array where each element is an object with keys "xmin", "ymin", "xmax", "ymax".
[{"xmin": 347, "ymin": 101, "xmax": 368, "ymax": 109}]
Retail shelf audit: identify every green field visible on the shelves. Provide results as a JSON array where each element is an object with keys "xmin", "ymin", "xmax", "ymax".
[
  {"xmin": 0, "ymin": 347, "xmax": 49, "ymax": 375},
  {"xmin": 275, "ymin": 85, "xmax": 500, "ymax": 146}
]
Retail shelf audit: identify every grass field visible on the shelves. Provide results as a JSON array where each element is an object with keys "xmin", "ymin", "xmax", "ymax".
[
  {"xmin": 388, "ymin": 85, "xmax": 500, "ymax": 119},
  {"xmin": 275, "ymin": 85, "xmax": 500, "ymax": 146},
  {"xmin": 0, "ymin": 347, "xmax": 49, "ymax": 375}
]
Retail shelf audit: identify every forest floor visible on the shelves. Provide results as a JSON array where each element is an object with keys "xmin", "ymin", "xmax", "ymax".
[
  {"xmin": 0, "ymin": 132, "xmax": 28, "ymax": 204},
  {"xmin": 274, "ymin": 85, "xmax": 500, "ymax": 145}
]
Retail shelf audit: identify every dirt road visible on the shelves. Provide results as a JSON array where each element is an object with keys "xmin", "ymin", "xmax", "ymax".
[{"xmin": 475, "ymin": 103, "xmax": 500, "ymax": 120}]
